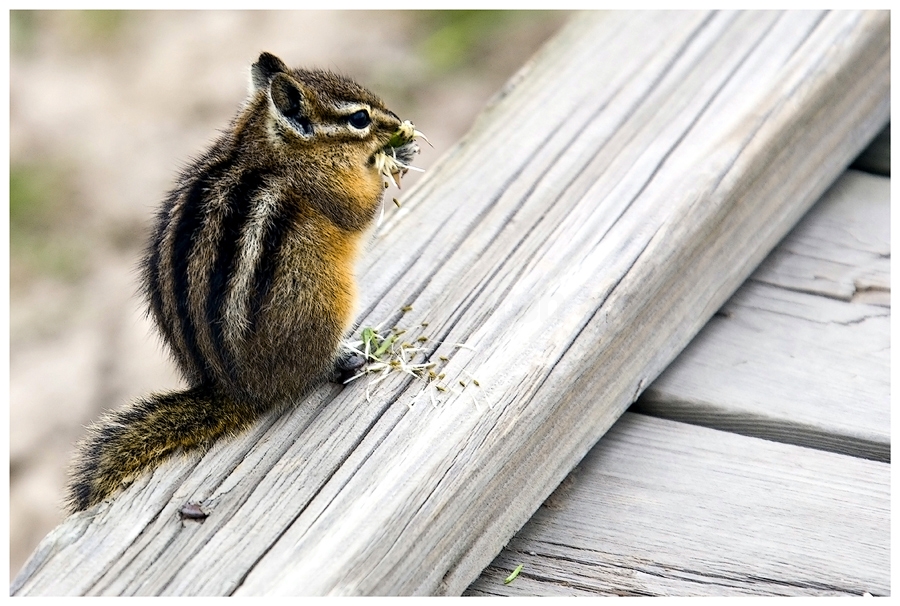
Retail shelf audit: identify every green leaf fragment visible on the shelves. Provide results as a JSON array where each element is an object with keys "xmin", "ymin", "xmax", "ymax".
[
  {"xmin": 504, "ymin": 564, "xmax": 523, "ymax": 584},
  {"xmin": 387, "ymin": 131, "xmax": 411, "ymax": 148},
  {"xmin": 373, "ymin": 334, "xmax": 397, "ymax": 358}
]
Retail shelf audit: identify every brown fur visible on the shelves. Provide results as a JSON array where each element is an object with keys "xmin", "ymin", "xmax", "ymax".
[{"xmin": 67, "ymin": 53, "xmax": 406, "ymax": 512}]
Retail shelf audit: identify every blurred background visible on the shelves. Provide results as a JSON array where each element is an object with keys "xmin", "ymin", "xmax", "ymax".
[{"xmin": 9, "ymin": 9, "xmax": 572, "ymax": 578}]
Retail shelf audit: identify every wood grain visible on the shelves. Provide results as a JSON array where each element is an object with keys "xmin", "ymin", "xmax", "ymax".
[
  {"xmin": 12, "ymin": 10, "xmax": 890, "ymax": 596},
  {"xmin": 468, "ymin": 162, "xmax": 891, "ymax": 596},
  {"xmin": 466, "ymin": 413, "xmax": 890, "ymax": 596},
  {"xmin": 752, "ymin": 170, "xmax": 889, "ymax": 306},
  {"xmin": 637, "ymin": 170, "xmax": 890, "ymax": 461}
]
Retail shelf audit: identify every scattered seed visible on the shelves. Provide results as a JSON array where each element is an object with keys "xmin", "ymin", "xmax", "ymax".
[{"xmin": 401, "ymin": 305, "xmax": 413, "ymax": 312}]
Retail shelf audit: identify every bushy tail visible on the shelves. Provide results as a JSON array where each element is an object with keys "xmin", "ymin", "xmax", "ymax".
[{"xmin": 68, "ymin": 385, "xmax": 258, "ymax": 512}]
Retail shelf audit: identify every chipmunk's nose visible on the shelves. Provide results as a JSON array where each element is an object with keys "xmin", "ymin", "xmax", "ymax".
[{"xmin": 384, "ymin": 111, "xmax": 404, "ymax": 130}]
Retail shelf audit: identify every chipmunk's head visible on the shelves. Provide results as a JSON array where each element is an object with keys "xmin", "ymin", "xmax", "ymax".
[
  {"xmin": 238, "ymin": 52, "xmax": 425, "ymax": 229},
  {"xmin": 248, "ymin": 53, "xmax": 412, "ymax": 193}
]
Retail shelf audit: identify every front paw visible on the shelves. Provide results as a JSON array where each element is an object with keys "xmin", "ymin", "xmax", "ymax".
[{"xmin": 331, "ymin": 350, "xmax": 367, "ymax": 384}]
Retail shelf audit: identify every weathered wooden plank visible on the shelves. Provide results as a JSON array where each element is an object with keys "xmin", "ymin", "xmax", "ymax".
[
  {"xmin": 466, "ymin": 412, "xmax": 890, "ymax": 596},
  {"xmin": 468, "ymin": 157, "xmax": 892, "ymax": 594},
  {"xmin": 12, "ymin": 10, "xmax": 890, "ymax": 596},
  {"xmin": 636, "ymin": 170, "xmax": 890, "ymax": 461},
  {"xmin": 751, "ymin": 170, "xmax": 889, "ymax": 305}
]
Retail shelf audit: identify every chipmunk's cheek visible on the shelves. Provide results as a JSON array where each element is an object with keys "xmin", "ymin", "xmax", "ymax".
[{"xmin": 360, "ymin": 155, "xmax": 390, "ymax": 197}]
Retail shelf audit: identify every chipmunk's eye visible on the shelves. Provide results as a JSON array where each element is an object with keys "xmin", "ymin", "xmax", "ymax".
[{"xmin": 347, "ymin": 110, "xmax": 371, "ymax": 130}]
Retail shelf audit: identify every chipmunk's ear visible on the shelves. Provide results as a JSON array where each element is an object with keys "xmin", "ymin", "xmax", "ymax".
[
  {"xmin": 251, "ymin": 52, "xmax": 289, "ymax": 92},
  {"xmin": 270, "ymin": 73, "xmax": 314, "ymax": 137}
]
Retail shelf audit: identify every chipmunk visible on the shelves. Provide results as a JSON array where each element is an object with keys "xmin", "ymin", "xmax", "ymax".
[{"xmin": 67, "ymin": 52, "xmax": 421, "ymax": 512}]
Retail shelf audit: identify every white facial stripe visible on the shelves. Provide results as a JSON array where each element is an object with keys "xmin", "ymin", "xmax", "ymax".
[
  {"xmin": 320, "ymin": 123, "xmax": 370, "ymax": 137},
  {"xmin": 332, "ymin": 101, "xmax": 371, "ymax": 114}
]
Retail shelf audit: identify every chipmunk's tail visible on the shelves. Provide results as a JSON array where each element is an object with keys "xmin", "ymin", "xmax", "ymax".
[{"xmin": 67, "ymin": 385, "xmax": 259, "ymax": 512}]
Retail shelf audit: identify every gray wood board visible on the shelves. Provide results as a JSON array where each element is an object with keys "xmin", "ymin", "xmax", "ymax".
[
  {"xmin": 752, "ymin": 169, "xmax": 889, "ymax": 305},
  {"xmin": 11, "ymin": 10, "xmax": 891, "ymax": 596},
  {"xmin": 466, "ymin": 412, "xmax": 889, "ymax": 596},
  {"xmin": 637, "ymin": 170, "xmax": 890, "ymax": 461}
]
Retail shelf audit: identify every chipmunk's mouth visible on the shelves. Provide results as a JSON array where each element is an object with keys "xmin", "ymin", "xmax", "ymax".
[{"xmin": 373, "ymin": 120, "xmax": 427, "ymax": 189}]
